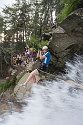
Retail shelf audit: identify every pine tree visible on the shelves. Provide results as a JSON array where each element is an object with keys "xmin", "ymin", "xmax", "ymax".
[
  {"xmin": 2, "ymin": 0, "xmax": 32, "ymax": 44},
  {"xmin": 0, "ymin": 15, "xmax": 3, "ymax": 33}
]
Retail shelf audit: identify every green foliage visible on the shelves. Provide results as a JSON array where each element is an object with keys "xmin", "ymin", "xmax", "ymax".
[
  {"xmin": 57, "ymin": 0, "xmax": 82, "ymax": 23},
  {"xmin": 40, "ymin": 40, "xmax": 48, "ymax": 47},
  {"xmin": 1, "ymin": 0, "xmax": 56, "ymax": 46},
  {"xmin": 29, "ymin": 35, "xmax": 48, "ymax": 50},
  {"xmin": 29, "ymin": 36, "xmax": 37, "ymax": 47},
  {"xmin": 0, "ymin": 72, "xmax": 25, "ymax": 94},
  {"xmin": 0, "ymin": 79, "xmax": 16, "ymax": 94},
  {"xmin": 2, "ymin": 0, "xmax": 32, "ymax": 44},
  {"xmin": 3, "ymin": 47, "xmax": 13, "ymax": 54}
]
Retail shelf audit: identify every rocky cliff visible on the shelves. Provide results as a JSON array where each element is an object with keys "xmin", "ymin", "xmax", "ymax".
[{"xmin": 48, "ymin": 8, "xmax": 83, "ymax": 72}]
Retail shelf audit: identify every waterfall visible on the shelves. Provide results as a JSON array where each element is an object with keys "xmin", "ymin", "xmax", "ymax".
[{"xmin": 0, "ymin": 55, "xmax": 83, "ymax": 125}]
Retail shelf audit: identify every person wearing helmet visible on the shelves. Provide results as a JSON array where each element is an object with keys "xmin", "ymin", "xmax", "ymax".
[
  {"xmin": 37, "ymin": 46, "xmax": 50, "ymax": 72},
  {"xmin": 22, "ymin": 46, "xmax": 50, "ymax": 86}
]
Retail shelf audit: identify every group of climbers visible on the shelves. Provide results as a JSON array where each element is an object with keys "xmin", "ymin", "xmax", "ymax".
[
  {"xmin": 12, "ymin": 47, "xmax": 35, "ymax": 66},
  {"xmin": 12, "ymin": 45, "xmax": 51, "ymax": 87}
]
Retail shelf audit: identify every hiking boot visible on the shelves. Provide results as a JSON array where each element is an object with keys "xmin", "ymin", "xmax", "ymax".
[{"xmin": 20, "ymin": 83, "xmax": 26, "ymax": 88}]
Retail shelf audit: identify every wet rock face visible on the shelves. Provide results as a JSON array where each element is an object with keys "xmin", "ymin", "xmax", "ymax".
[{"xmin": 48, "ymin": 8, "xmax": 83, "ymax": 70}]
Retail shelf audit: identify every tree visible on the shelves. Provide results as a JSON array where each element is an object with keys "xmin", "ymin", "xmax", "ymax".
[
  {"xmin": 2, "ymin": 0, "xmax": 32, "ymax": 44},
  {"xmin": 40, "ymin": 0, "xmax": 56, "ymax": 30},
  {"xmin": 1, "ymin": 0, "xmax": 56, "ymax": 50},
  {"xmin": 0, "ymin": 15, "xmax": 4, "ymax": 33}
]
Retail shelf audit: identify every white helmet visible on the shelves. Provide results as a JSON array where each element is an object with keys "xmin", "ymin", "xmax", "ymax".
[{"xmin": 42, "ymin": 46, "xmax": 48, "ymax": 50}]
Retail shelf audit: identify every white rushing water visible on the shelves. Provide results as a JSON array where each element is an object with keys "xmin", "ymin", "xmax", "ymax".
[{"xmin": 0, "ymin": 55, "xmax": 83, "ymax": 125}]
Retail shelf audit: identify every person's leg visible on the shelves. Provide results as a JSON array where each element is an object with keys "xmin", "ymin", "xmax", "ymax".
[
  {"xmin": 32, "ymin": 75, "xmax": 36, "ymax": 83},
  {"xmin": 24, "ymin": 69, "xmax": 39, "ymax": 85}
]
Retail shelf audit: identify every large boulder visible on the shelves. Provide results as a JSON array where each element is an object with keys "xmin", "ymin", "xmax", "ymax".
[
  {"xmin": 14, "ymin": 63, "xmax": 45, "ymax": 100},
  {"xmin": 14, "ymin": 73, "xmax": 45, "ymax": 100},
  {"xmin": 48, "ymin": 8, "xmax": 83, "ymax": 70},
  {"xmin": 60, "ymin": 8, "xmax": 83, "ymax": 34}
]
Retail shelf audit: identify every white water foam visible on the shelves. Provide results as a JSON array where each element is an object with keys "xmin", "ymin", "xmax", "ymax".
[{"xmin": 0, "ymin": 55, "xmax": 83, "ymax": 125}]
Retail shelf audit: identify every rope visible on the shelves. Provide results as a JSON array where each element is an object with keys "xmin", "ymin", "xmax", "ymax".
[
  {"xmin": 66, "ymin": 80, "xmax": 83, "ymax": 89},
  {"xmin": 39, "ymin": 69, "xmax": 83, "ymax": 89}
]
